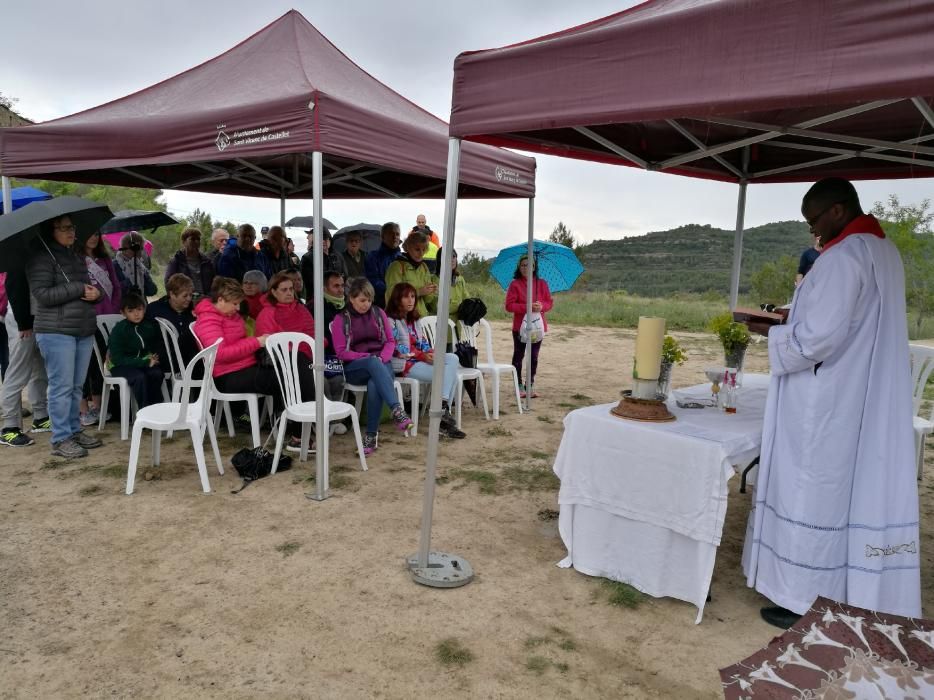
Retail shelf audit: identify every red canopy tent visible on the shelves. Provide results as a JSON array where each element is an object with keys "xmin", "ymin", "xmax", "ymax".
[
  {"xmin": 444, "ymin": 0, "xmax": 934, "ymax": 307},
  {"xmin": 0, "ymin": 10, "xmax": 536, "ymax": 514}
]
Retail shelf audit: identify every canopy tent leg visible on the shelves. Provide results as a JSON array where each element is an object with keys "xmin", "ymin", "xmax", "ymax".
[
  {"xmin": 279, "ymin": 191, "xmax": 286, "ymax": 227},
  {"xmin": 407, "ymin": 137, "xmax": 474, "ymax": 588},
  {"xmin": 728, "ymin": 147, "xmax": 751, "ymax": 311},
  {"xmin": 1, "ymin": 176, "xmax": 11, "ymax": 215},
  {"xmin": 525, "ymin": 198, "xmax": 535, "ymax": 412},
  {"xmin": 306, "ymin": 151, "xmax": 329, "ymax": 502}
]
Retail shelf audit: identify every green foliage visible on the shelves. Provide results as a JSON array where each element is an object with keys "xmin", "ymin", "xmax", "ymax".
[
  {"xmin": 435, "ymin": 638, "xmax": 474, "ymax": 667},
  {"xmin": 750, "ymin": 254, "xmax": 798, "ymax": 306},
  {"xmin": 459, "ymin": 250, "xmax": 491, "ymax": 284},
  {"xmin": 708, "ymin": 312, "xmax": 750, "ymax": 353},
  {"xmin": 577, "ymin": 221, "xmax": 812, "ymax": 297},
  {"xmin": 873, "ymin": 195, "xmax": 934, "ymax": 338},
  {"xmin": 661, "ymin": 335, "xmax": 687, "ymax": 365},
  {"xmin": 549, "ymin": 221, "xmax": 584, "ymax": 260},
  {"xmin": 0, "ymin": 91, "xmax": 18, "ymax": 110}
]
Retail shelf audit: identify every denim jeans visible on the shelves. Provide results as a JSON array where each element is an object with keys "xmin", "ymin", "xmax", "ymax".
[
  {"xmin": 404, "ymin": 353, "xmax": 459, "ymax": 404},
  {"xmin": 36, "ymin": 333, "xmax": 94, "ymax": 444},
  {"xmin": 343, "ymin": 356, "xmax": 400, "ymax": 433}
]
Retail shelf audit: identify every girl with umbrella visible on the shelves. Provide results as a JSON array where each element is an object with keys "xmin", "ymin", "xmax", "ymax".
[{"xmin": 505, "ymin": 255, "xmax": 553, "ymax": 398}]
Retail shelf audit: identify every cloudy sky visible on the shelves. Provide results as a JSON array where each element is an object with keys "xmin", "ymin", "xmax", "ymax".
[{"xmin": 4, "ymin": 0, "xmax": 932, "ymax": 257}]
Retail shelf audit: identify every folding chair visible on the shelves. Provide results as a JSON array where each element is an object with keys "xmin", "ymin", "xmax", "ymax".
[
  {"xmin": 460, "ymin": 318, "xmax": 523, "ymax": 420},
  {"xmin": 909, "ymin": 344, "xmax": 934, "ymax": 480}
]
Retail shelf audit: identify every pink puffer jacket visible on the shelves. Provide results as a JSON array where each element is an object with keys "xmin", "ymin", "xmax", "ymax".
[
  {"xmin": 255, "ymin": 300, "xmax": 316, "ymax": 357},
  {"xmin": 193, "ymin": 298, "xmax": 260, "ymax": 377}
]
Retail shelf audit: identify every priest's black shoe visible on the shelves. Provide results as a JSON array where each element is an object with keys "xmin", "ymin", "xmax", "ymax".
[{"xmin": 760, "ymin": 606, "xmax": 801, "ymax": 629}]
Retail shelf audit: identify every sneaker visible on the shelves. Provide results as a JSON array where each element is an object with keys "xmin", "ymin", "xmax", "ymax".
[
  {"xmin": 72, "ymin": 431, "xmax": 103, "ymax": 449},
  {"xmin": 50, "ymin": 438, "xmax": 88, "ymax": 459},
  {"xmin": 362, "ymin": 432, "xmax": 378, "ymax": 456},
  {"xmin": 80, "ymin": 409, "xmax": 100, "ymax": 427},
  {"xmin": 0, "ymin": 428, "xmax": 35, "ymax": 447},
  {"xmin": 31, "ymin": 416, "xmax": 52, "ymax": 433},
  {"xmin": 286, "ymin": 435, "xmax": 316, "ymax": 454},
  {"xmin": 390, "ymin": 405, "xmax": 414, "ymax": 435},
  {"xmin": 519, "ymin": 385, "xmax": 527, "ymax": 399},
  {"xmin": 439, "ymin": 420, "xmax": 467, "ymax": 439},
  {"xmin": 530, "ymin": 384, "xmax": 540, "ymax": 399}
]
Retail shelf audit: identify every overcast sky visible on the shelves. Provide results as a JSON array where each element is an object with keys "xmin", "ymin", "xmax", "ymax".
[{"xmin": 4, "ymin": 0, "xmax": 933, "ymax": 257}]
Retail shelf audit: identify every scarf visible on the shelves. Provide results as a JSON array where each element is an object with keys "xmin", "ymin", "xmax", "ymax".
[
  {"xmin": 323, "ymin": 292, "xmax": 345, "ymax": 309},
  {"xmin": 821, "ymin": 214, "xmax": 886, "ymax": 253},
  {"xmin": 85, "ymin": 256, "xmax": 114, "ymax": 299}
]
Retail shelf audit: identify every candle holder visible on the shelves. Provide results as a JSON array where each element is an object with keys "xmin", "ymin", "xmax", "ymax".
[{"xmin": 611, "ymin": 316, "xmax": 676, "ymax": 423}]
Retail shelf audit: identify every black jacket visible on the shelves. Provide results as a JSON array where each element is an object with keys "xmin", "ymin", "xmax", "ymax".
[
  {"xmin": 27, "ymin": 238, "xmax": 97, "ymax": 337},
  {"xmin": 4, "ymin": 266, "xmax": 34, "ymax": 331}
]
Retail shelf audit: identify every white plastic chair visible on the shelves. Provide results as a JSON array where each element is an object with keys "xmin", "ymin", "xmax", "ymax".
[
  {"xmin": 91, "ymin": 340, "xmax": 134, "ymax": 440},
  {"xmin": 418, "ymin": 316, "xmax": 489, "ymax": 429},
  {"xmin": 265, "ymin": 332, "xmax": 367, "ymax": 474},
  {"xmin": 460, "ymin": 318, "xmax": 523, "ymax": 420},
  {"xmin": 126, "ymin": 341, "xmax": 223, "ymax": 495},
  {"xmin": 189, "ymin": 321, "xmax": 271, "ymax": 448},
  {"xmin": 909, "ymin": 344, "xmax": 934, "ymax": 480},
  {"xmin": 156, "ymin": 318, "xmax": 203, "ymax": 438}
]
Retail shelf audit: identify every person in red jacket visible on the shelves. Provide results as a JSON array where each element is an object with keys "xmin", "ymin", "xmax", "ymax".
[
  {"xmin": 255, "ymin": 272, "xmax": 344, "ymax": 401},
  {"xmin": 193, "ymin": 277, "xmax": 313, "ymax": 451},
  {"xmin": 504, "ymin": 255, "xmax": 553, "ymax": 398}
]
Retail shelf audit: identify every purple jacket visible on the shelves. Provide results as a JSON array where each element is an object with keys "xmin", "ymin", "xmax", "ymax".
[
  {"xmin": 329, "ymin": 306, "xmax": 395, "ymax": 363},
  {"xmin": 86, "ymin": 255, "xmax": 122, "ymax": 315}
]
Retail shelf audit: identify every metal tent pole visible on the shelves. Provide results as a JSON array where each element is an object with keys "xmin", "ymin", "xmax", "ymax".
[
  {"xmin": 728, "ymin": 147, "xmax": 751, "ymax": 311},
  {"xmin": 407, "ymin": 138, "xmax": 473, "ymax": 588},
  {"xmin": 1, "ymin": 176, "xmax": 11, "ymax": 215},
  {"xmin": 306, "ymin": 151, "xmax": 329, "ymax": 501},
  {"xmin": 524, "ymin": 198, "xmax": 534, "ymax": 411},
  {"xmin": 279, "ymin": 192, "xmax": 286, "ymax": 227}
]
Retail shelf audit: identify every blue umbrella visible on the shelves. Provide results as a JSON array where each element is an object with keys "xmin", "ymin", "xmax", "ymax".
[
  {"xmin": 0, "ymin": 186, "xmax": 52, "ymax": 214},
  {"xmin": 489, "ymin": 240, "xmax": 584, "ymax": 292}
]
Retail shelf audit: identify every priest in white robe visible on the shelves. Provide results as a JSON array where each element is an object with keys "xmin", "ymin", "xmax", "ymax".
[{"xmin": 742, "ymin": 178, "xmax": 921, "ymax": 628}]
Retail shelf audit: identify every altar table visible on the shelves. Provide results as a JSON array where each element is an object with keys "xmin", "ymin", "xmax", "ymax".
[{"xmin": 552, "ymin": 374, "xmax": 770, "ymax": 623}]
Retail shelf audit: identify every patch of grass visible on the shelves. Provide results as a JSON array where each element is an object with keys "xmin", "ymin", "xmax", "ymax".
[
  {"xmin": 526, "ymin": 655, "xmax": 550, "ymax": 674},
  {"xmin": 449, "ymin": 468, "xmax": 498, "ymax": 494},
  {"xmin": 536, "ymin": 415, "xmax": 554, "ymax": 423},
  {"xmin": 78, "ymin": 484, "xmax": 104, "ymax": 497},
  {"xmin": 557, "ymin": 402, "xmax": 577, "ymax": 409},
  {"xmin": 275, "ymin": 541, "xmax": 302, "ymax": 557},
  {"xmin": 537, "ymin": 508, "xmax": 560, "ymax": 521},
  {"xmin": 435, "ymin": 638, "xmax": 473, "ymax": 667},
  {"xmin": 554, "ymin": 662, "xmax": 570, "ymax": 673},
  {"xmin": 299, "ymin": 470, "xmax": 358, "ymax": 491},
  {"xmin": 41, "ymin": 458, "xmax": 72, "ymax": 470},
  {"xmin": 570, "ymin": 393, "xmax": 591, "ymax": 401},
  {"xmin": 601, "ymin": 579, "xmax": 646, "ymax": 609},
  {"xmin": 500, "ymin": 465, "xmax": 560, "ymax": 492},
  {"xmin": 395, "ymin": 453, "xmax": 420, "ymax": 461},
  {"xmin": 525, "ymin": 637, "xmax": 550, "ymax": 649},
  {"xmin": 528, "ymin": 450, "xmax": 551, "ymax": 460},
  {"xmin": 485, "ymin": 425, "xmax": 513, "ymax": 438},
  {"xmin": 435, "ymin": 475, "xmax": 450, "ymax": 485},
  {"xmin": 386, "ymin": 465, "xmax": 416, "ymax": 473},
  {"xmin": 558, "ymin": 638, "xmax": 577, "ymax": 652}
]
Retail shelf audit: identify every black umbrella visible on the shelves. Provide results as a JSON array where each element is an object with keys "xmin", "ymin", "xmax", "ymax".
[
  {"xmin": 99, "ymin": 209, "xmax": 178, "ymax": 234},
  {"xmin": 332, "ymin": 223, "xmax": 382, "ymax": 254},
  {"xmin": 0, "ymin": 196, "xmax": 113, "ymax": 272},
  {"xmin": 285, "ymin": 215, "xmax": 336, "ymax": 231}
]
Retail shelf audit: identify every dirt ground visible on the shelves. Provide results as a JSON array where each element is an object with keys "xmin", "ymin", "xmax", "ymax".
[{"xmin": 1, "ymin": 321, "xmax": 932, "ymax": 698}]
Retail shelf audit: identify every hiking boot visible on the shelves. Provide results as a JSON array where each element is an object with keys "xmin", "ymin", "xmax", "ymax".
[
  {"xmin": 31, "ymin": 416, "xmax": 52, "ymax": 433},
  {"xmin": 0, "ymin": 428, "xmax": 35, "ymax": 447},
  {"xmin": 286, "ymin": 435, "xmax": 316, "ymax": 454},
  {"xmin": 362, "ymin": 432, "xmax": 378, "ymax": 456},
  {"xmin": 390, "ymin": 405, "xmax": 413, "ymax": 436},
  {"xmin": 72, "ymin": 431, "xmax": 103, "ymax": 449},
  {"xmin": 50, "ymin": 438, "xmax": 88, "ymax": 459}
]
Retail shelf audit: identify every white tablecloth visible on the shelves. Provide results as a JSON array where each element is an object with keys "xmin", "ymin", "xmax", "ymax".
[{"xmin": 553, "ymin": 374, "xmax": 769, "ymax": 623}]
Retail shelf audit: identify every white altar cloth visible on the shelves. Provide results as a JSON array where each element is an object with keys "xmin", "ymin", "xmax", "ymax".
[{"xmin": 553, "ymin": 375, "xmax": 769, "ymax": 623}]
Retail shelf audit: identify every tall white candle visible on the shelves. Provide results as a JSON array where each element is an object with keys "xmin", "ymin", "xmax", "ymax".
[{"xmin": 633, "ymin": 316, "xmax": 666, "ymax": 381}]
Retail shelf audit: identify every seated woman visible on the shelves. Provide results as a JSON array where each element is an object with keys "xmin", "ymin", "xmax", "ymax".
[
  {"xmin": 330, "ymin": 278, "xmax": 413, "ymax": 455},
  {"xmin": 193, "ymin": 277, "xmax": 313, "ymax": 451},
  {"xmin": 164, "ymin": 227, "xmax": 215, "ymax": 301},
  {"xmin": 386, "ymin": 283, "xmax": 465, "ymax": 439},
  {"xmin": 241, "ymin": 270, "xmax": 267, "ymax": 320},
  {"xmin": 255, "ymin": 271, "xmax": 344, "ymax": 400},
  {"xmin": 147, "ymin": 273, "xmax": 198, "ymax": 366},
  {"xmin": 384, "ymin": 230, "xmax": 438, "ymax": 317}
]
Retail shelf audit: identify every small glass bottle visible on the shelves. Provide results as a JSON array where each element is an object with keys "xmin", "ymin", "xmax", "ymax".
[{"xmin": 722, "ymin": 369, "xmax": 737, "ymax": 414}]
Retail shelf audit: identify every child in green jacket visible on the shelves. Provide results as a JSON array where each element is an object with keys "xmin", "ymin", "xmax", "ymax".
[{"xmin": 108, "ymin": 294, "xmax": 165, "ymax": 409}]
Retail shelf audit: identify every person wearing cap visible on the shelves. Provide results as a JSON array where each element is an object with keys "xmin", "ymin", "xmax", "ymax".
[{"xmin": 301, "ymin": 229, "xmax": 345, "ymax": 304}]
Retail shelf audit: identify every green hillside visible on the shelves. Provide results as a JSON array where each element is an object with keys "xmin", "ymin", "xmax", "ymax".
[{"xmin": 578, "ymin": 221, "xmax": 812, "ymax": 297}]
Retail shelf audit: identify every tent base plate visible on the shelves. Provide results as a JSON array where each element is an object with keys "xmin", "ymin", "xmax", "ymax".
[
  {"xmin": 305, "ymin": 491, "xmax": 331, "ymax": 502},
  {"xmin": 406, "ymin": 551, "xmax": 474, "ymax": 588}
]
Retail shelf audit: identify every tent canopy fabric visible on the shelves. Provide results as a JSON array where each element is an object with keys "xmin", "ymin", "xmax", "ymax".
[
  {"xmin": 448, "ymin": 0, "xmax": 934, "ymax": 184},
  {"xmin": 0, "ymin": 10, "xmax": 534, "ymax": 199}
]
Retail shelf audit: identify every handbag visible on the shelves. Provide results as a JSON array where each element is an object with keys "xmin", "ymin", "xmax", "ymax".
[
  {"xmin": 230, "ymin": 430, "xmax": 292, "ymax": 493},
  {"xmin": 519, "ymin": 312, "xmax": 546, "ymax": 344},
  {"xmin": 457, "ymin": 298, "xmax": 487, "ymax": 326},
  {"xmin": 454, "ymin": 341, "xmax": 479, "ymax": 406},
  {"xmin": 323, "ymin": 355, "xmax": 344, "ymax": 378}
]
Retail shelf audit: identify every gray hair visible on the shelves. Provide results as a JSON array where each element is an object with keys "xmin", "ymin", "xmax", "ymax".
[{"xmin": 242, "ymin": 270, "xmax": 268, "ymax": 291}]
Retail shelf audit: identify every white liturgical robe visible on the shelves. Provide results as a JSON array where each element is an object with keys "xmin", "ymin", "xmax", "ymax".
[{"xmin": 743, "ymin": 217, "xmax": 921, "ymax": 618}]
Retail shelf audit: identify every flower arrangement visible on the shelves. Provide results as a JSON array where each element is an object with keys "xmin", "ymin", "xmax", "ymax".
[
  {"xmin": 708, "ymin": 312, "xmax": 751, "ymax": 354},
  {"xmin": 661, "ymin": 335, "xmax": 687, "ymax": 366}
]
